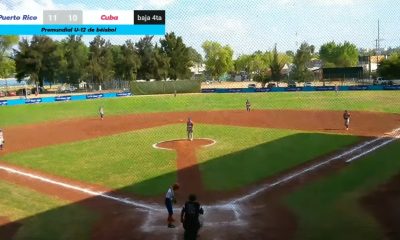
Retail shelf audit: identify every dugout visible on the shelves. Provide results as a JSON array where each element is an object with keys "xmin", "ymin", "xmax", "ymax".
[{"xmin": 322, "ymin": 67, "xmax": 363, "ymax": 80}]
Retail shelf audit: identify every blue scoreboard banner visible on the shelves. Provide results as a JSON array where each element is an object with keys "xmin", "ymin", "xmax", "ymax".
[{"xmin": 0, "ymin": 10, "xmax": 165, "ymax": 35}]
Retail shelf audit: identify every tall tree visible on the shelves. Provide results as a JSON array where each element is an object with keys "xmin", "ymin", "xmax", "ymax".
[
  {"xmin": 202, "ymin": 41, "xmax": 234, "ymax": 80},
  {"xmin": 160, "ymin": 32, "xmax": 191, "ymax": 80},
  {"xmin": 136, "ymin": 36, "xmax": 156, "ymax": 80},
  {"xmin": 187, "ymin": 47, "xmax": 203, "ymax": 66},
  {"xmin": 291, "ymin": 42, "xmax": 314, "ymax": 82},
  {"xmin": 377, "ymin": 53, "xmax": 400, "ymax": 79},
  {"xmin": 0, "ymin": 36, "xmax": 19, "ymax": 78},
  {"xmin": 319, "ymin": 41, "xmax": 358, "ymax": 67},
  {"xmin": 14, "ymin": 36, "xmax": 61, "ymax": 86},
  {"xmin": 60, "ymin": 35, "xmax": 89, "ymax": 84},
  {"xmin": 153, "ymin": 44, "xmax": 170, "ymax": 80},
  {"xmin": 112, "ymin": 40, "xmax": 141, "ymax": 81},
  {"xmin": 268, "ymin": 44, "xmax": 289, "ymax": 82},
  {"xmin": 87, "ymin": 36, "xmax": 114, "ymax": 84}
]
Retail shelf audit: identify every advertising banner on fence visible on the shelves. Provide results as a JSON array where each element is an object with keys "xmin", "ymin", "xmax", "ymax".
[
  {"xmin": 383, "ymin": 85, "xmax": 400, "ymax": 90},
  {"xmin": 86, "ymin": 93, "xmax": 104, "ymax": 99},
  {"xmin": 315, "ymin": 86, "xmax": 335, "ymax": 91},
  {"xmin": 348, "ymin": 86, "xmax": 369, "ymax": 91},
  {"xmin": 55, "ymin": 96, "xmax": 72, "ymax": 102},
  {"xmin": 116, "ymin": 92, "xmax": 132, "ymax": 97},
  {"xmin": 0, "ymin": 100, "xmax": 7, "ymax": 106},
  {"xmin": 201, "ymin": 89, "xmax": 217, "ymax": 93},
  {"xmin": 286, "ymin": 87, "xmax": 303, "ymax": 92},
  {"xmin": 25, "ymin": 98, "xmax": 42, "ymax": 104},
  {"xmin": 255, "ymin": 88, "xmax": 272, "ymax": 92}
]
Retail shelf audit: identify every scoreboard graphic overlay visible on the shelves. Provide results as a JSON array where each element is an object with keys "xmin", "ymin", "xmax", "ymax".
[{"xmin": 0, "ymin": 10, "xmax": 165, "ymax": 35}]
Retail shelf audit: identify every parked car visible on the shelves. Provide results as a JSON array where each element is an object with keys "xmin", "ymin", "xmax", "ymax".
[
  {"xmin": 267, "ymin": 83, "xmax": 276, "ymax": 88},
  {"xmin": 373, "ymin": 77, "xmax": 393, "ymax": 86},
  {"xmin": 248, "ymin": 83, "xmax": 256, "ymax": 88},
  {"xmin": 16, "ymin": 88, "xmax": 31, "ymax": 96},
  {"xmin": 288, "ymin": 81, "xmax": 296, "ymax": 87},
  {"xmin": 304, "ymin": 82, "xmax": 312, "ymax": 87},
  {"xmin": 7, "ymin": 91, "xmax": 16, "ymax": 96},
  {"xmin": 0, "ymin": 91, "xmax": 5, "ymax": 97}
]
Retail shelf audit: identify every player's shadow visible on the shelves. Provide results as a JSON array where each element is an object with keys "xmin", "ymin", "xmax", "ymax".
[{"xmin": 0, "ymin": 132, "xmax": 396, "ymax": 240}]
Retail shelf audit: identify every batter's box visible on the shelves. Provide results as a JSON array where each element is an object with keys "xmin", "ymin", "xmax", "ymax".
[{"xmin": 140, "ymin": 204, "xmax": 246, "ymax": 233}]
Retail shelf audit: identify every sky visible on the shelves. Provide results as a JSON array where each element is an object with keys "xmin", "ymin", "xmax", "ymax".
[{"xmin": 1, "ymin": 0, "xmax": 400, "ymax": 57}]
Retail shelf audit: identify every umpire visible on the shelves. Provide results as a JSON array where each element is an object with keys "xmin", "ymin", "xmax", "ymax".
[{"xmin": 181, "ymin": 194, "xmax": 204, "ymax": 240}]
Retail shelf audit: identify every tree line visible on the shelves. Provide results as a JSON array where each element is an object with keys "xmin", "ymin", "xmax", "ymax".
[
  {"xmin": 1, "ymin": 33, "xmax": 203, "ymax": 87},
  {"xmin": 1, "ymin": 35, "xmax": 400, "ymax": 86}
]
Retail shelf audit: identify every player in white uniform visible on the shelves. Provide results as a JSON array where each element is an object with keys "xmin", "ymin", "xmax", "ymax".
[
  {"xmin": 165, "ymin": 183, "xmax": 180, "ymax": 228},
  {"xmin": 99, "ymin": 106, "xmax": 104, "ymax": 120},
  {"xmin": 0, "ymin": 129, "xmax": 4, "ymax": 150}
]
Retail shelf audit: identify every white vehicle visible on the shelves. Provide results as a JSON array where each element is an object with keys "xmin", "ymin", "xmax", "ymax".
[{"xmin": 373, "ymin": 77, "xmax": 393, "ymax": 86}]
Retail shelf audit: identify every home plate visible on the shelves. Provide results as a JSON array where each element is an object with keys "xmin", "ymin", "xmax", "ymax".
[{"xmin": 140, "ymin": 205, "xmax": 246, "ymax": 233}]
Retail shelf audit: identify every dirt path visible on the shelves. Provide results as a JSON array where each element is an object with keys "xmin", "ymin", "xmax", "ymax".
[
  {"xmin": 156, "ymin": 139, "xmax": 214, "ymax": 198},
  {"xmin": 1, "ymin": 110, "xmax": 398, "ymax": 155}
]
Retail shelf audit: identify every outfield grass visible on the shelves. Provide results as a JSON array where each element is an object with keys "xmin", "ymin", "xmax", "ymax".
[
  {"xmin": 0, "ymin": 91, "xmax": 399, "ymax": 127},
  {"xmin": 1, "ymin": 124, "xmax": 359, "ymax": 196},
  {"xmin": 285, "ymin": 140, "xmax": 400, "ymax": 240},
  {"xmin": 0, "ymin": 180, "xmax": 97, "ymax": 240}
]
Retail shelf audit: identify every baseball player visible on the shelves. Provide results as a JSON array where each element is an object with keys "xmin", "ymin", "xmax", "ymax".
[
  {"xmin": 181, "ymin": 194, "xmax": 204, "ymax": 240},
  {"xmin": 343, "ymin": 110, "xmax": 351, "ymax": 130},
  {"xmin": 187, "ymin": 117, "xmax": 194, "ymax": 141},
  {"xmin": 0, "ymin": 129, "xmax": 4, "ymax": 150},
  {"xmin": 99, "ymin": 106, "xmax": 104, "ymax": 120},
  {"xmin": 165, "ymin": 183, "xmax": 180, "ymax": 228},
  {"xmin": 246, "ymin": 99, "xmax": 251, "ymax": 112}
]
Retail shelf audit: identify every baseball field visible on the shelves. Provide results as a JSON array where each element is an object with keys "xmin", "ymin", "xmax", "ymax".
[{"xmin": 0, "ymin": 91, "xmax": 399, "ymax": 240}]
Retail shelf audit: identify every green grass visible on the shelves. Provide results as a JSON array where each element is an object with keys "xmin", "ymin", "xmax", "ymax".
[
  {"xmin": 0, "ymin": 91, "xmax": 399, "ymax": 127},
  {"xmin": 285, "ymin": 140, "xmax": 400, "ymax": 240},
  {"xmin": 1, "ymin": 123, "xmax": 359, "ymax": 196},
  {"xmin": 0, "ymin": 180, "xmax": 97, "ymax": 240},
  {"xmin": 198, "ymin": 132, "xmax": 360, "ymax": 191}
]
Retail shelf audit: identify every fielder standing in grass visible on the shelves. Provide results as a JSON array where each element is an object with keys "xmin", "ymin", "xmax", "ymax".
[
  {"xmin": 187, "ymin": 117, "xmax": 194, "ymax": 141},
  {"xmin": 99, "ymin": 106, "xmax": 104, "ymax": 120},
  {"xmin": 165, "ymin": 183, "xmax": 180, "ymax": 228},
  {"xmin": 343, "ymin": 110, "xmax": 351, "ymax": 130},
  {"xmin": 0, "ymin": 129, "xmax": 4, "ymax": 150}
]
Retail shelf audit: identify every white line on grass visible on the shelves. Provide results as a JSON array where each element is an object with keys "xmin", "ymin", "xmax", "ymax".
[
  {"xmin": 0, "ymin": 165, "xmax": 156, "ymax": 211},
  {"xmin": 152, "ymin": 138, "xmax": 217, "ymax": 151},
  {"xmin": 228, "ymin": 126, "xmax": 400, "ymax": 204}
]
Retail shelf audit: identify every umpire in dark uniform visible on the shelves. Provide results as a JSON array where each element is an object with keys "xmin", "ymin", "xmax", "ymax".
[{"xmin": 181, "ymin": 194, "xmax": 204, "ymax": 240}]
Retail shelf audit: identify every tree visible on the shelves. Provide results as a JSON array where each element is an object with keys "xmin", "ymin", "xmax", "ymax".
[
  {"xmin": 160, "ymin": 32, "xmax": 191, "ymax": 80},
  {"xmin": 202, "ymin": 41, "xmax": 234, "ymax": 80},
  {"xmin": 136, "ymin": 36, "xmax": 156, "ymax": 80},
  {"xmin": 14, "ymin": 36, "xmax": 61, "ymax": 86},
  {"xmin": 0, "ymin": 36, "xmax": 19, "ymax": 78},
  {"xmin": 60, "ymin": 35, "xmax": 89, "ymax": 84},
  {"xmin": 319, "ymin": 41, "xmax": 358, "ymax": 67},
  {"xmin": 291, "ymin": 42, "xmax": 314, "ymax": 82},
  {"xmin": 187, "ymin": 47, "xmax": 203, "ymax": 66},
  {"xmin": 268, "ymin": 44, "xmax": 289, "ymax": 83},
  {"xmin": 153, "ymin": 44, "xmax": 170, "ymax": 80},
  {"xmin": 112, "ymin": 40, "xmax": 141, "ymax": 81},
  {"xmin": 377, "ymin": 53, "xmax": 400, "ymax": 79},
  {"xmin": 87, "ymin": 36, "xmax": 114, "ymax": 85}
]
